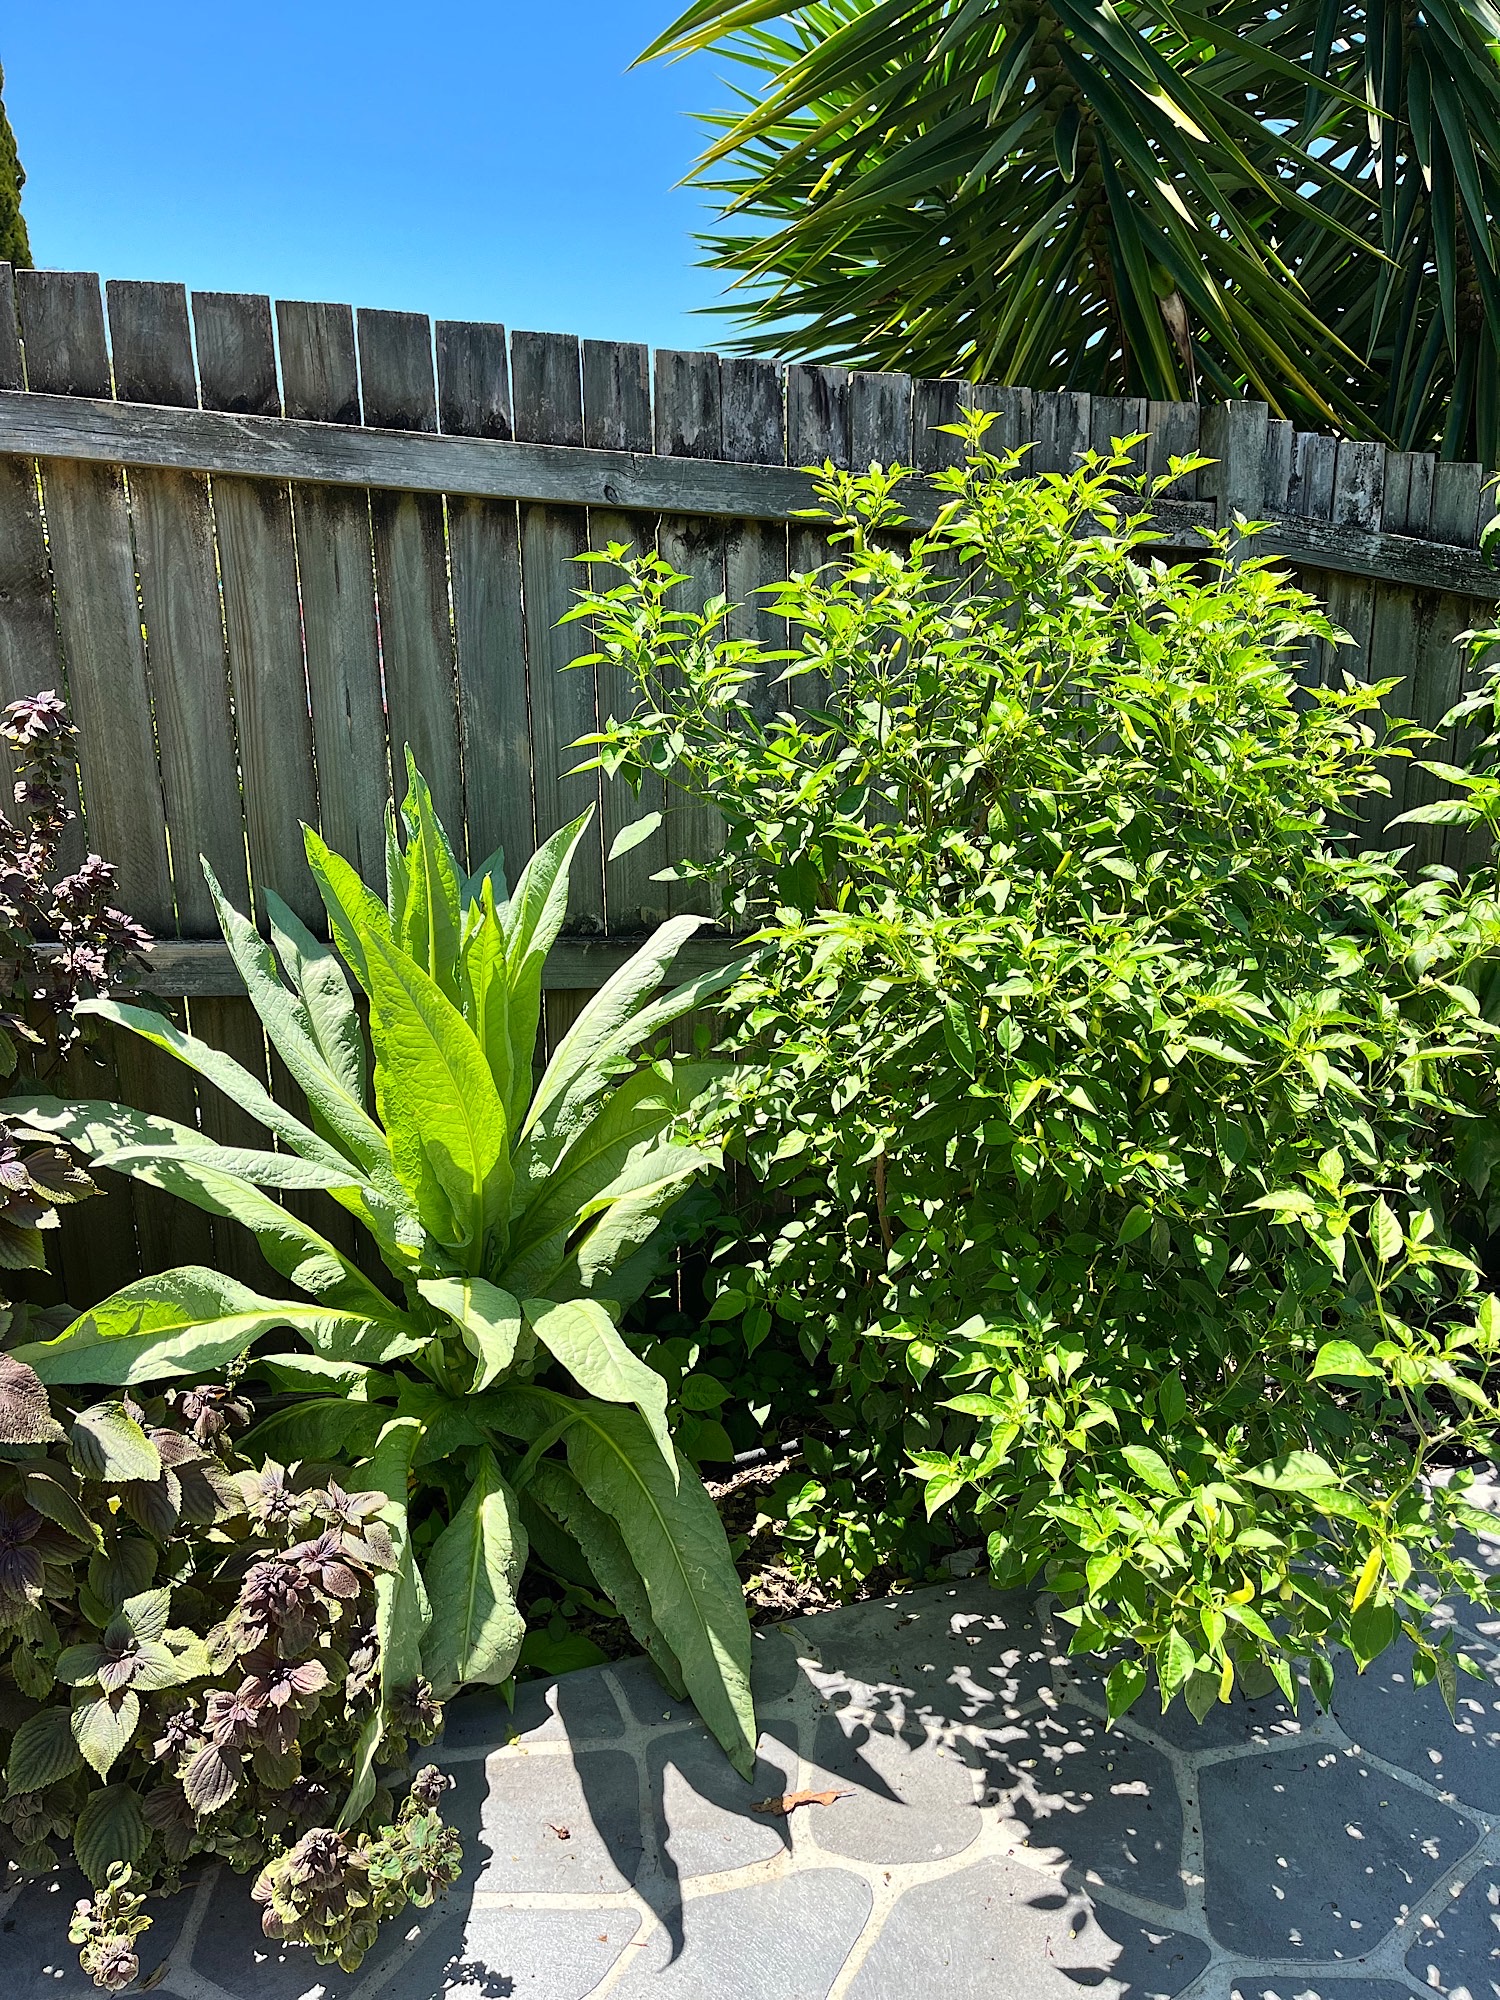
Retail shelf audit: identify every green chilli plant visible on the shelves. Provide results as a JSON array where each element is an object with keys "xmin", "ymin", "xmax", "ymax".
[
  {"xmin": 571, "ymin": 417, "xmax": 1500, "ymax": 1724},
  {"xmin": 5, "ymin": 762, "xmax": 756, "ymax": 1778}
]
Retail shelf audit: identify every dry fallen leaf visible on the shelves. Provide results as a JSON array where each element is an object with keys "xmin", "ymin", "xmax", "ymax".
[
  {"xmin": 548, "ymin": 1824, "xmax": 571, "ymax": 1841},
  {"xmin": 752, "ymin": 1788, "xmax": 854, "ymax": 1816}
]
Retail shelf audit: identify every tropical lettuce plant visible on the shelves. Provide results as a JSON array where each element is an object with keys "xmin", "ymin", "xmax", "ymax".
[
  {"xmin": 4, "ymin": 766, "xmax": 756, "ymax": 1778},
  {"xmin": 572, "ymin": 425, "xmax": 1500, "ymax": 1722}
]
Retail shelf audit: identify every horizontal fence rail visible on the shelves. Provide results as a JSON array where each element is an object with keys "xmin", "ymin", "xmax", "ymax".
[{"xmin": 0, "ymin": 260, "xmax": 1495, "ymax": 1304}]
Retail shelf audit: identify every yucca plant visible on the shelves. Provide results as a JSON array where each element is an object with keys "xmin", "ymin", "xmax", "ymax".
[
  {"xmin": 3, "ymin": 762, "xmax": 757, "ymax": 1782},
  {"xmin": 646, "ymin": 0, "xmax": 1500, "ymax": 461}
]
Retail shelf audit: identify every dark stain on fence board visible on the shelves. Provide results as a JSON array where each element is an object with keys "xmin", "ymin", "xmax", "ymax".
[
  {"xmin": 656, "ymin": 348, "xmax": 726, "ymax": 921},
  {"xmin": 358, "ymin": 307, "xmax": 462, "ymax": 839},
  {"xmin": 277, "ymin": 299, "xmax": 388, "ymax": 886},
  {"xmin": 583, "ymin": 336, "xmax": 666, "ymax": 931},
  {"xmin": 440, "ymin": 318, "xmax": 531, "ymax": 886},
  {"xmin": 513, "ymin": 329, "xmax": 604, "ymax": 931}
]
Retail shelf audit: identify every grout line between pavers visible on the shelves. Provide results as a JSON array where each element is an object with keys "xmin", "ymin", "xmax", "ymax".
[
  {"xmin": 174, "ymin": 1577, "xmax": 1500, "ymax": 2000},
  {"xmin": 154, "ymin": 1867, "xmax": 232, "ymax": 2000}
]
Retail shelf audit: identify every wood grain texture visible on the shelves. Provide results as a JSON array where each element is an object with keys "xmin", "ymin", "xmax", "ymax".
[
  {"xmin": 0, "ymin": 389, "xmax": 1216, "ymax": 545},
  {"xmin": 14, "ymin": 271, "xmax": 111, "ymax": 395},
  {"xmin": 1286, "ymin": 432, "xmax": 1337, "ymax": 519},
  {"xmin": 17, "ymin": 273, "xmax": 174, "ymax": 926},
  {"xmin": 911, "ymin": 378, "xmax": 968, "ymax": 473},
  {"xmin": 583, "ymin": 338, "xmax": 667, "ymax": 930},
  {"xmin": 1429, "ymin": 461, "xmax": 1484, "ymax": 549},
  {"xmin": 11, "ymin": 278, "xmax": 206, "ymax": 1280},
  {"xmin": 191, "ymin": 293, "xmax": 279, "ymax": 417},
  {"xmin": 276, "ymin": 300, "xmax": 359, "ymax": 424},
  {"xmin": 214, "ymin": 476, "xmax": 321, "ymax": 924},
  {"xmin": 442, "ymin": 322, "xmax": 530, "ymax": 882},
  {"xmin": 275, "ymin": 299, "xmax": 389, "ymax": 886},
  {"xmin": 0, "ymin": 262, "xmax": 22, "ymax": 390},
  {"xmin": 188, "ymin": 994, "xmax": 286, "ymax": 1288},
  {"xmin": 107, "ymin": 280, "xmax": 197, "ymax": 408},
  {"xmin": 437, "ymin": 321, "xmax": 512, "ymax": 440},
  {"xmin": 198, "ymin": 300, "xmax": 319, "ymax": 927},
  {"xmin": 656, "ymin": 348, "xmax": 726, "ymax": 918},
  {"xmin": 108, "ymin": 280, "xmax": 248, "ymax": 930},
  {"xmin": 1031, "ymin": 390, "xmax": 1092, "ymax": 474},
  {"xmin": 1321, "ymin": 442, "xmax": 1386, "ymax": 842},
  {"xmin": 359, "ymin": 309, "xmax": 461, "ymax": 836},
  {"xmin": 850, "ymin": 371, "xmax": 912, "ymax": 468},
  {"xmin": 787, "ymin": 363, "xmax": 853, "ymax": 716},
  {"xmin": 513, "ymin": 331, "xmax": 603, "ymax": 928},
  {"xmin": 723, "ymin": 358, "xmax": 789, "ymax": 729},
  {"xmin": 1144, "ymin": 401, "xmax": 1200, "ymax": 497},
  {"xmin": 0, "ymin": 269, "xmax": 61, "ymax": 723},
  {"xmin": 0, "ymin": 451, "xmax": 59, "ymax": 709},
  {"xmin": 1200, "ymin": 400, "xmax": 1270, "ymax": 539}
]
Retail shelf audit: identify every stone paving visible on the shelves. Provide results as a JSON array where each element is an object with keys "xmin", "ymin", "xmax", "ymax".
[{"xmin": 9, "ymin": 1533, "xmax": 1500, "ymax": 1999}]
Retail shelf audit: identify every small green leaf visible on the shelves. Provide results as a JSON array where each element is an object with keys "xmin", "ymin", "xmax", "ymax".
[
  {"xmin": 1249, "ymin": 1189, "xmax": 1318, "ymax": 1218},
  {"xmin": 1369, "ymin": 1196, "xmax": 1403, "ymax": 1265},
  {"xmin": 1348, "ymin": 1596, "xmax": 1398, "ymax": 1668},
  {"xmin": 55, "ymin": 1643, "xmax": 107, "ymax": 1687},
  {"xmin": 523, "ymin": 1297, "xmax": 674, "ymax": 1473},
  {"xmin": 121, "ymin": 1588, "xmax": 172, "ymax": 1643},
  {"xmin": 6, "ymin": 1708, "xmax": 83, "ymax": 1794},
  {"xmin": 1116, "ymin": 1205, "xmax": 1153, "ymax": 1246},
  {"xmin": 942, "ymin": 1002, "xmax": 977, "ymax": 1076},
  {"xmin": 420, "ymin": 1450, "xmax": 528, "ymax": 1701},
  {"xmin": 1157, "ymin": 1628, "xmax": 1196, "ymax": 1706},
  {"xmin": 72, "ymin": 1690, "xmax": 140, "ymax": 1778},
  {"xmin": 1242, "ymin": 1451, "xmax": 1340, "ymax": 1494},
  {"xmin": 1121, "ymin": 1444, "xmax": 1178, "ymax": 1496},
  {"xmin": 1183, "ymin": 1668, "xmax": 1220, "ymax": 1723},
  {"xmin": 1311, "ymin": 1340, "xmax": 1381, "ymax": 1382},
  {"xmin": 69, "ymin": 1403, "xmax": 161, "ymax": 1484},
  {"xmin": 420, "ymin": 1275, "xmax": 524, "ymax": 1392},
  {"xmin": 22, "ymin": 1466, "xmax": 102, "ymax": 1549},
  {"xmin": 680, "ymin": 1374, "xmax": 729, "ymax": 1411},
  {"xmin": 608, "ymin": 811, "xmax": 664, "ymax": 861},
  {"xmin": 1106, "ymin": 1656, "xmax": 1148, "ymax": 1719},
  {"xmin": 1086, "ymin": 1552, "xmax": 1121, "ymax": 1595},
  {"xmin": 923, "ymin": 1470, "xmax": 967, "ymax": 1517},
  {"xmin": 73, "ymin": 1785, "xmax": 149, "ymax": 1887}
]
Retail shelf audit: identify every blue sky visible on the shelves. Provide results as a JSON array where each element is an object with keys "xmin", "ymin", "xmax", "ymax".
[{"xmin": 4, "ymin": 3, "xmax": 743, "ymax": 354}]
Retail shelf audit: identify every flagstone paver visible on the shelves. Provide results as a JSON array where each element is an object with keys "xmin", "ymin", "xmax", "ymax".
[{"xmin": 9, "ymin": 1508, "xmax": 1500, "ymax": 1999}]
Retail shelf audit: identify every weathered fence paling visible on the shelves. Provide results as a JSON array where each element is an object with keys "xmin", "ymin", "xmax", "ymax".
[{"xmin": 0, "ymin": 263, "xmax": 1495, "ymax": 1300}]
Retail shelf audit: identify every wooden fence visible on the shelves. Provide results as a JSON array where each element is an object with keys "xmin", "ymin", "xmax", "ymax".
[{"xmin": 0, "ymin": 261, "xmax": 1495, "ymax": 1304}]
